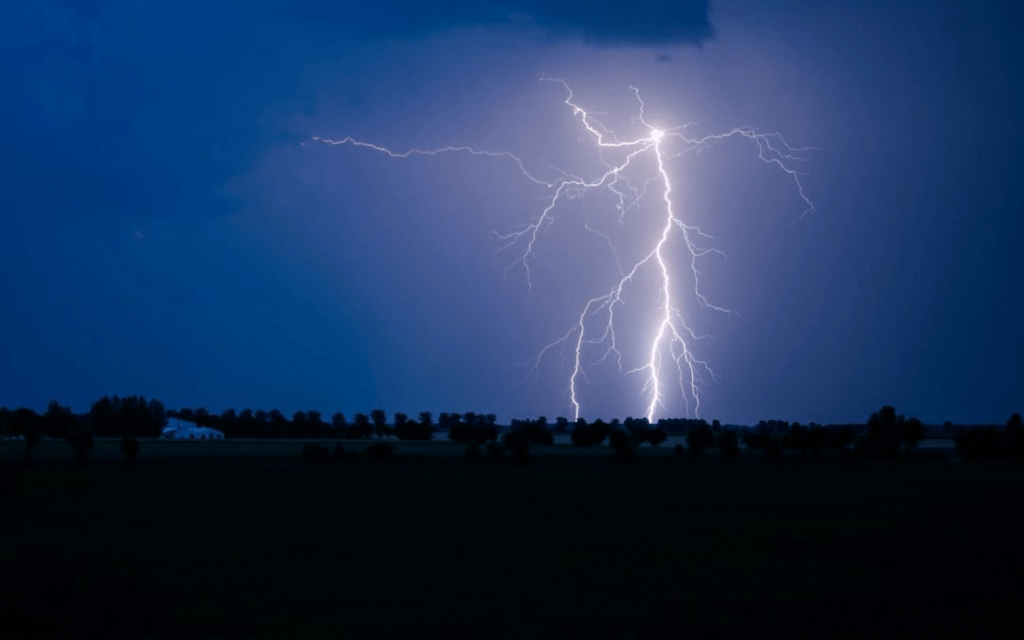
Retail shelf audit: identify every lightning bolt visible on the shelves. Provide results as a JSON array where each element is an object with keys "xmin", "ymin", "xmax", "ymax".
[{"xmin": 311, "ymin": 79, "xmax": 813, "ymax": 422}]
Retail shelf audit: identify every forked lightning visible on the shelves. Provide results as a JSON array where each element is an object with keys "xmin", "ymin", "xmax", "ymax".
[{"xmin": 312, "ymin": 79, "xmax": 813, "ymax": 421}]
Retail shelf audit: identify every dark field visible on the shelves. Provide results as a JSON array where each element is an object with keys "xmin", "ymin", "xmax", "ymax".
[{"xmin": 2, "ymin": 456, "xmax": 1022, "ymax": 639}]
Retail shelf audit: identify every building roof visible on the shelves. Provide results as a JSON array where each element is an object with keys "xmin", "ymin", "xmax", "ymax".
[{"xmin": 161, "ymin": 419, "xmax": 225, "ymax": 439}]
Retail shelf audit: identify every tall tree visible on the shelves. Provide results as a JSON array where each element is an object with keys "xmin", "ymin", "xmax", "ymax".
[
  {"xmin": 418, "ymin": 412, "xmax": 433, "ymax": 430},
  {"xmin": 237, "ymin": 409, "xmax": 256, "ymax": 437},
  {"xmin": 193, "ymin": 407, "xmax": 211, "ymax": 427},
  {"xmin": 370, "ymin": 409, "xmax": 387, "ymax": 440},
  {"xmin": 331, "ymin": 412, "xmax": 348, "ymax": 437},
  {"xmin": 268, "ymin": 410, "xmax": 288, "ymax": 437},
  {"xmin": 220, "ymin": 409, "xmax": 238, "ymax": 434},
  {"xmin": 862, "ymin": 406, "xmax": 923, "ymax": 457},
  {"xmin": 89, "ymin": 395, "xmax": 165, "ymax": 437},
  {"xmin": 10, "ymin": 408, "xmax": 41, "ymax": 468},
  {"xmin": 353, "ymin": 413, "xmax": 372, "ymax": 439},
  {"xmin": 41, "ymin": 400, "xmax": 77, "ymax": 439},
  {"xmin": 307, "ymin": 410, "xmax": 325, "ymax": 437}
]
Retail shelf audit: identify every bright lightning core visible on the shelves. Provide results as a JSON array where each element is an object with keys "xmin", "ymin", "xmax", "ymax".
[{"xmin": 312, "ymin": 80, "xmax": 813, "ymax": 422}]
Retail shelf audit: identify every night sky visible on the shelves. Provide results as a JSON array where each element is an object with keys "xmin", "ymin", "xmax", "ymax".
[{"xmin": 2, "ymin": 1, "xmax": 1021, "ymax": 426}]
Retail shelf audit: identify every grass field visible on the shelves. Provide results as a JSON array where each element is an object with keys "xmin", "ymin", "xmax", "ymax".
[
  {"xmin": 0, "ymin": 438, "xmax": 687, "ymax": 464},
  {"xmin": 1, "ymin": 456, "xmax": 1020, "ymax": 639}
]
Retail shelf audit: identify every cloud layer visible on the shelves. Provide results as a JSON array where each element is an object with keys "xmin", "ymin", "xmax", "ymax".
[{"xmin": 284, "ymin": 0, "xmax": 714, "ymax": 46}]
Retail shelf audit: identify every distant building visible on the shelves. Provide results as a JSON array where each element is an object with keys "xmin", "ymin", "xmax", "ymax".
[{"xmin": 161, "ymin": 418, "xmax": 224, "ymax": 440}]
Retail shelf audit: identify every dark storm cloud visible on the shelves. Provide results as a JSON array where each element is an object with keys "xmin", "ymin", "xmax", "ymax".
[
  {"xmin": 0, "ymin": 0, "xmax": 712, "ymax": 226},
  {"xmin": 0, "ymin": 2, "xmax": 295, "ymax": 222},
  {"xmin": 284, "ymin": 0, "xmax": 714, "ymax": 46}
]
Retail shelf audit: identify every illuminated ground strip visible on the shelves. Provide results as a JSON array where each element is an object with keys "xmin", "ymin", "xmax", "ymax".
[{"xmin": 312, "ymin": 79, "xmax": 813, "ymax": 421}]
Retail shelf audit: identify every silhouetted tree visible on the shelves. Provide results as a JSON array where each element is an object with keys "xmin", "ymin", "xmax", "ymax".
[
  {"xmin": 268, "ymin": 410, "xmax": 288, "ymax": 437},
  {"xmin": 955, "ymin": 414, "xmax": 1024, "ymax": 461},
  {"xmin": 41, "ymin": 400, "xmax": 78, "ymax": 439},
  {"xmin": 452, "ymin": 412, "xmax": 499, "ymax": 444},
  {"xmin": 571, "ymin": 419, "xmax": 594, "ymax": 447},
  {"xmin": 331, "ymin": 412, "xmax": 347, "ymax": 437},
  {"xmin": 447, "ymin": 413, "xmax": 463, "ymax": 435},
  {"xmin": 784, "ymin": 422, "xmax": 808, "ymax": 453},
  {"xmin": 230, "ymin": 409, "xmax": 253, "ymax": 437},
  {"xmin": 509, "ymin": 418, "xmax": 554, "ymax": 445},
  {"xmin": 827, "ymin": 425, "xmax": 858, "ymax": 458},
  {"xmin": 755, "ymin": 419, "xmax": 790, "ymax": 434},
  {"xmin": 395, "ymin": 412, "xmax": 433, "ymax": 441},
  {"xmin": 351, "ymin": 413, "xmax": 372, "ymax": 439},
  {"xmin": 718, "ymin": 429, "xmax": 740, "ymax": 460},
  {"xmin": 393, "ymin": 412, "xmax": 408, "ymax": 433},
  {"xmin": 487, "ymin": 442, "xmax": 504, "ymax": 460},
  {"xmin": 437, "ymin": 412, "xmax": 452, "ymax": 431},
  {"xmin": 956, "ymin": 427, "xmax": 1000, "ymax": 461},
  {"xmin": 220, "ymin": 409, "xmax": 238, "ymax": 435},
  {"xmin": 419, "ymin": 412, "xmax": 433, "ymax": 431},
  {"xmin": 1007, "ymin": 413, "xmax": 1024, "ymax": 459},
  {"xmin": 624, "ymin": 417, "xmax": 651, "ymax": 446},
  {"xmin": 858, "ymin": 406, "xmax": 923, "ymax": 458},
  {"xmin": 292, "ymin": 410, "xmax": 308, "ymax": 436},
  {"xmin": 67, "ymin": 426, "xmax": 94, "ymax": 468},
  {"xmin": 781, "ymin": 422, "xmax": 826, "ymax": 458},
  {"xmin": 307, "ymin": 410, "xmax": 326, "ymax": 437},
  {"xmin": 11, "ymin": 408, "xmax": 41, "ymax": 468},
  {"xmin": 904, "ymin": 417, "xmax": 924, "ymax": 454},
  {"xmin": 648, "ymin": 427, "xmax": 668, "ymax": 447},
  {"xmin": 371, "ymin": 409, "xmax": 387, "ymax": 440},
  {"xmin": 742, "ymin": 425, "xmax": 776, "ymax": 450},
  {"xmin": 657, "ymin": 417, "xmax": 708, "ymax": 433},
  {"xmin": 591, "ymin": 419, "xmax": 611, "ymax": 446},
  {"xmin": 89, "ymin": 395, "xmax": 166, "ymax": 437},
  {"xmin": 449, "ymin": 413, "xmax": 474, "ymax": 443},
  {"xmin": 807, "ymin": 424, "xmax": 826, "ymax": 458},
  {"xmin": 121, "ymin": 435, "xmax": 140, "ymax": 470},
  {"xmin": 554, "ymin": 417, "xmax": 569, "ymax": 432},
  {"xmin": 193, "ymin": 407, "xmax": 211, "ymax": 428},
  {"xmin": 686, "ymin": 424, "xmax": 715, "ymax": 456},
  {"xmin": 608, "ymin": 429, "xmax": 635, "ymax": 462},
  {"xmin": 866, "ymin": 405, "xmax": 902, "ymax": 457}
]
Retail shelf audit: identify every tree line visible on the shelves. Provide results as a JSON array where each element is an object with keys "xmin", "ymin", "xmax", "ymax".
[
  {"xmin": 168, "ymin": 407, "xmax": 505, "ymax": 441},
  {"xmin": 2, "ymin": 396, "xmax": 1023, "ymax": 465}
]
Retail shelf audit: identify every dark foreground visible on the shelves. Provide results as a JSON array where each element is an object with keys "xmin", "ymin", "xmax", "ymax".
[{"xmin": 2, "ymin": 457, "xmax": 1022, "ymax": 639}]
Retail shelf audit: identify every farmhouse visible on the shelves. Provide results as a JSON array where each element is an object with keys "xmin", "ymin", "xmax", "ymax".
[{"xmin": 161, "ymin": 419, "xmax": 225, "ymax": 440}]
